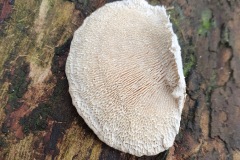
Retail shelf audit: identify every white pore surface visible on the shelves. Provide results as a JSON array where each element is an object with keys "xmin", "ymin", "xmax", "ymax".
[{"xmin": 66, "ymin": 0, "xmax": 186, "ymax": 157}]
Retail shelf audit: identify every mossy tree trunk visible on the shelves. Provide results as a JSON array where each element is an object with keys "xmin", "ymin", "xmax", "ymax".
[{"xmin": 0, "ymin": 0, "xmax": 240, "ymax": 159}]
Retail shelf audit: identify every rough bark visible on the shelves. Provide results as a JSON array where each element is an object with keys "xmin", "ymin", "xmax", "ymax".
[{"xmin": 0, "ymin": 0, "xmax": 240, "ymax": 159}]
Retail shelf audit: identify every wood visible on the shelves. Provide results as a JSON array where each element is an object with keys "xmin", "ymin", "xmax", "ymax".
[{"xmin": 0, "ymin": 0, "xmax": 239, "ymax": 159}]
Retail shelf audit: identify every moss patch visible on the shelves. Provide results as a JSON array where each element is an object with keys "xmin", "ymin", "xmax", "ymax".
[
  {"xmin": 206, "ymin": 71, "xmax": 217, "ymax": 103},
  {"xmin": 183, "ymin": 52, "xmax": 196, "ymax": 77},
  {"xmin": 167, "ymin": 4, "xmax": 196, "ymax": 78},
  {"xmin": 168, "ymin": 4, "xmax": 185, "ymax": 30},
  {"xmin": 6, "ymin": 59, "xmax": 31, "ymax": 111},
  {"xmin": 19, "ymin": 103, "xmax": 51, "ymax": 134},
  {"xmin": 198, "ymin": 9, "xmax": 215, "ymax": 35}
]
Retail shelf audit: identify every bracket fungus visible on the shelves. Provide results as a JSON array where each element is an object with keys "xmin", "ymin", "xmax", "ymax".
[{"xmin": 66, "ymin": 0, "xmax": 186, "ymax": 157}]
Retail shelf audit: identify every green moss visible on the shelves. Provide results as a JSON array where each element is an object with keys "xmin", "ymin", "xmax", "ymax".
[
  {"xmin": 12, "ymin": 63, "xmax": 30, "ymax": 98},
  {"xmin": 167, "ymin": 4, "xmax": 196, "ymax": 77},
  {"xmin": 183, "ymin": 53, "xmax": 196, "ymax": 77},
  {"xmin": 168, "ymin": 8, "xmax": 181, "ymax": 28},
  {"xmin": 198, "ymin": 9, "xmax": 214, "ymax": 35},
  {"xmin": 206, "ymin": 71, "xmax": 217, "ymax": 103},
  {"xmin": 7, "ymin": 61, "xmax": 30, "ymax": 110},
  {"xmin": 19, "ymin": 103, "xmax": 52, "ymax": 134}
]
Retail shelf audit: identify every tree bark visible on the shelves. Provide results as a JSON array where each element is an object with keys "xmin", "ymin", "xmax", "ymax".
[{"xmin": 0, "ymin": 0, "xmax": 240, "ymax": 159}]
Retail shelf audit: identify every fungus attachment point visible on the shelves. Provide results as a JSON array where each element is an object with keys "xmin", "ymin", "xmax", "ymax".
[{"xmin": 66, "ymin": 0, "xmax": 186, "ymax": 157}]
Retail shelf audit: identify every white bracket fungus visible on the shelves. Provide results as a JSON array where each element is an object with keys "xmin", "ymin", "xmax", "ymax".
[{"xmin": 66, "ymin": 0, "xmax": 186, "ymax": 157}]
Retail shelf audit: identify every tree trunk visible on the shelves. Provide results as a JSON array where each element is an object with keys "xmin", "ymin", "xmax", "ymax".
[{"xmin": 0, "ymin": 0, "xmax": 239, "ymax": 159}]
